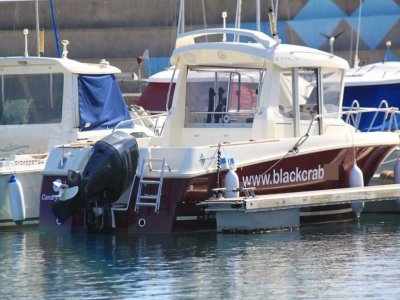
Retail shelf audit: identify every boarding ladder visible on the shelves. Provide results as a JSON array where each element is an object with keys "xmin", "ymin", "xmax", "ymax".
[{"xmin": 134, "ymin": 157, "xmax": 168, "ymax": 212}]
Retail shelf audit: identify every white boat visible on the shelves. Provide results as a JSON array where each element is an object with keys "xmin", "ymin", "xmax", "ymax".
[
  {"xmin": 343, "ymin": 61, "xmax": 400, "ymax": 212},
  {"xmin": 342, "ymin": 0, "xmax": 400, "ymax": 133},
  {"xmin": 344, "ymin": 62, "xmax": 400, "ymax": 131},
  {"xmin": 39, "ymin": 28, "xmax": 399, "ymax": 234},
  {"xmin": 0, "ymin": 40, "xmax": 155, "ymax": 227}
]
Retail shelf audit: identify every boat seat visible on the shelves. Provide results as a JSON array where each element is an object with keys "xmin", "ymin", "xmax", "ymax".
[{"xmin": 0, "ymin": 98, "xmax": 33, "ymax": 125}]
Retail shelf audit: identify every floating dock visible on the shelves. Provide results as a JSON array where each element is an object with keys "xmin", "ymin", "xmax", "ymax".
[{"xmin": 201, "ymin": 184, "xmax": 400, "ymax": 232}]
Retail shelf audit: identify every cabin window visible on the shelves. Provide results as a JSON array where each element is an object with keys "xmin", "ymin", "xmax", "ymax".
[
  {"xmin": 322, "ymin": 70, "xmax": 342, "ymax": 118},
  {"xmin": 184, "ymin": 67, "xmax": 261, "ymax": 127},
  {"xmin": 0, "ymin": 73, "xmax": 63, "ymax": 125}
]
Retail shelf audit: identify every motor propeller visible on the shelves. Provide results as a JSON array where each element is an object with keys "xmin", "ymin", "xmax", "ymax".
[{"xmin": 53, "ymin": 180, "xmax": 79, "ymax": 201}]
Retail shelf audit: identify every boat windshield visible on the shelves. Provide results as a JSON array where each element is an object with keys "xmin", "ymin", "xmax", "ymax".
[
  {"xmin": 184, "ymin": 66, "xmax": 261, "ymax": 127},
  {"xmin": 0, "ymin": 73, "xmax": 63, "ymax": 125}
]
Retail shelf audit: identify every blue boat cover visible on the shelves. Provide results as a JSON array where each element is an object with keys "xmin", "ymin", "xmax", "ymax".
[
  {"xmin": 78, "ymin": 74, "xmax": 131, "ymax": 131},
  {"xmin": 343, "ymin": 83, "xmax": 400, "ymax": 131}
]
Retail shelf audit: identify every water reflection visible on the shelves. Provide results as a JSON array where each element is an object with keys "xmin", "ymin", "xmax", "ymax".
[{"xmin": 0, "ymin": 215, "xmax": 399, "ymax": 299}]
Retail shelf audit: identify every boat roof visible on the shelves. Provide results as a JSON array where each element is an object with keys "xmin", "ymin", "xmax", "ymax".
[
  {"xmin": 171, "ymin": 28, "xmax": 349, "ymax": 70},
  {"xmin": 0, "ymin": 56, "xmax": 121, "ymax": 75},
  {"xmin": 345, "ymin": 62, "xmax": 400, "ymax": 86}
]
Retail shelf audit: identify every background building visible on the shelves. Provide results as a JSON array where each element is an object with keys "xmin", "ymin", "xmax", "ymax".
[{"xmin": 1, "ymin": 0, "xmax": 399, "ymax": 94}]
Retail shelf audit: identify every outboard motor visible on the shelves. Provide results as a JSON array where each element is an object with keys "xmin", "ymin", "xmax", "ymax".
[{"xmin": 52, "ymin": 131, "xmax": 139, "ymax": 232}]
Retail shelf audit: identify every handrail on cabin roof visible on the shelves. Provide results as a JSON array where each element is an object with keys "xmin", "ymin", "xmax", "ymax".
[{"xmin": 175, "ymin": 28, "xmax": 277, "ymax": 50}]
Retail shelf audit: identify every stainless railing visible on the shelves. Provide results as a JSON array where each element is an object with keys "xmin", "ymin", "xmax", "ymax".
[{"xmin": 342, "ymin": 100, "xmax": 399, "ymax": 132}]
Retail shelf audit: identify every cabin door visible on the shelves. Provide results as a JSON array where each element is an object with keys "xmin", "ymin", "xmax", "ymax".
[{"xmin": 293, "ymin": 68, "xmax": 322, "ymax": 137}]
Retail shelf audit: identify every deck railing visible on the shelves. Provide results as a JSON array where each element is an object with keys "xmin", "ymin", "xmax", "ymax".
[{"xmin": 342, "ymin": 99, "xmax": 399, "ymax": 132}]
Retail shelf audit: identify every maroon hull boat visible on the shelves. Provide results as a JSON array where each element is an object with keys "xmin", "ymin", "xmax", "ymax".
[{"xmin": 39, "ymin": 28, "xmax": 399, "ymax": 234}]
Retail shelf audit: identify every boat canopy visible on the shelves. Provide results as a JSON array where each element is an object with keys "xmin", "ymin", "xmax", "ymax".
[{"xmin": 78, "ymin": 74, "xmax": 131, "ymax": 131}]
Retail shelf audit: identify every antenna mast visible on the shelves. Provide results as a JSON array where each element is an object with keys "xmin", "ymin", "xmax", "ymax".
[
  {"xmin": 256, "ymin": 0, "xmax": 261, "ymax": 32},
  {"xmin": 354, "ymin": 0, "xmax": 363, "ymax": 68},
  {"xmin": 177, "ymin": 0, "xmax": 185, "ymax": 35},
  {"xmin": 234, "ymin": 0, "xmax": 242, "ymax": 42}
]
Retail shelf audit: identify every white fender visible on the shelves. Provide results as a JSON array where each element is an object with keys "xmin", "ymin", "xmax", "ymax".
[
  {"xmin": 349, "ymin": 162, "xmax": 364, "ymax": 218},
  {"xmin": 8, "ymin": 175, "xmax": 26, "ymax": 225},
  {"xmin": 349, "ymin": 162, "xmax": 364, "ymax": 188},
  {"xmin": 224, "ymin": 168, "xmax": 239, "ymax": 198}
]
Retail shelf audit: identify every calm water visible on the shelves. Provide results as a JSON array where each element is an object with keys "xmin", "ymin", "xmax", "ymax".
[{"xmin": 1, "ymin": 215, "xmax": 400, "ymax": 299}]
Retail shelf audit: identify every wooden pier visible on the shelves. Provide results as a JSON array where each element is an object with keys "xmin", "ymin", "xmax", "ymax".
[{"xmin": 201, "ymin": 184, "xmax": 400, "ymax": 232}]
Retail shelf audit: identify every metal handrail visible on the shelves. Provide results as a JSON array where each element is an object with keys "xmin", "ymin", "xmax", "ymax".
[
  {"xmin": 327, "ymin": 102, "xmax": 400, "ymax": 132},
  {"xmin": 113, "ymin": 111, "xmax": 168, "ymax": 135},
  {"xmin": 367, "ymin": 100, "xmax": 389, "ymax": 132},
  {"xmin": 343, "ymin": 100, "xmax": 399, "ymax": 132}
]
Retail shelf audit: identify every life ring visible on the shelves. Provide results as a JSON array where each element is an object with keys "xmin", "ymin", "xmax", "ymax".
[{"xmin": 223, "ymin": 114, "xmax": 230, "ymax": 123}]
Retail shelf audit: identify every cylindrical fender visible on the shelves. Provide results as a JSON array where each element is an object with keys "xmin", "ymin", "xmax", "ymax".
[
  {"xmin": 8, "ymin": 175, "xmax": 26, "ymax": 225},
  {"xmin": 224, "ymin": 169, "xmax": 239, "ymax": 198}
]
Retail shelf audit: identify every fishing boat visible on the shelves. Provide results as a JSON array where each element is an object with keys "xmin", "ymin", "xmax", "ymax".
[
  {"xmin": 39, "ymin": 28, "xmax": 399, "ymax": 234},
  {"xmin": 0, "ymin": 35, "xmax": 155, "ymax": 227}
]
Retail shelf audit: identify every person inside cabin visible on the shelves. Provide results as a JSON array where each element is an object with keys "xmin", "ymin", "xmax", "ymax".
[
  {"xmin": 214, "ymin": 87, "xmax": 226, "ymax": 123},
  {"xmin": 207, "ymin": 87, "xmax": 216, "ymax": 123}
]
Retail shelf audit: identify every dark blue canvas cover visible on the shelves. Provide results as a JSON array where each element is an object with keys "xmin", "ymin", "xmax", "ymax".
[{"xmin": 78, "ymin": 74, "xmax": 131, "ymax": 131}]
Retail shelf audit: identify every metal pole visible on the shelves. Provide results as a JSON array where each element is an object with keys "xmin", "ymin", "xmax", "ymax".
[
  {"xmin": 235, "ymin": 0, "xmax": 242, "ymax": 29},
  {"xmin": 49, "ymin": 0, "xmax": 61, "ymax": 58},
  {"xmin": 274, "ymin": 0, "xmax": 279, "ymax": 26},
  {"xmin": 234, "ymin": 0, "xmax": 242, "ymax": 42},
  {"xmin": 177, "ymin": 0, "xmax": 185, "ymax": 35},
  {"xmin": 354, "ymin": 0, "xmax": 362, "ymax": 68},
  {"xmin": 201, "ymin": 0, "xmax": 207, "ymax": 30},
  {"xmin": 35, "ymin": 0, "xmax": 40, "ymax": 56},
  {"xmin": 256, "ymin": 0, "xmax": 261, "ymax": 32},
  {"xmin": 201, "ymin": 0, "xmax": 207, "ymax": 41}
]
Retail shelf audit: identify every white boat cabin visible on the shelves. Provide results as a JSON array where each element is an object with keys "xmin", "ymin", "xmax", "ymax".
[
  {"xmin": 0, "ymin": 56, "xmax": 131, "ymax": 156},
  {"xmin": 159, "ymin": 28, "xmax": 349, "ymax": 147}
]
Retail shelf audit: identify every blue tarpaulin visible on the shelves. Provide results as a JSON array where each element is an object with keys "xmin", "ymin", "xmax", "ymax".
[{"xmin": 78, "ymin": 74, "xmax": 131, "ymax": 131}]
